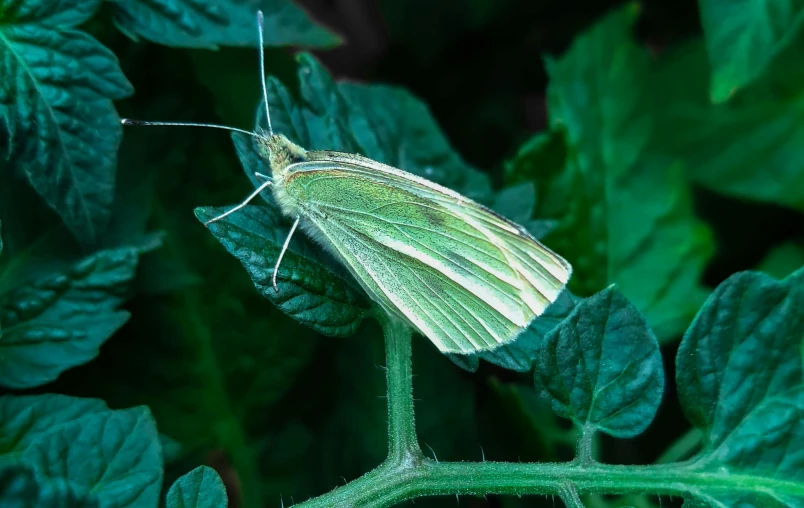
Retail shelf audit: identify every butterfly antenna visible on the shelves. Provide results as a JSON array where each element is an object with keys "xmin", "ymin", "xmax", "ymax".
[
  {"xmin": 256, "ymin": 10, "xmax": 273, "ymax": 135},
  {"xmin": 120, "ymin": 119, "xmax": 260, "ymax": 139}
]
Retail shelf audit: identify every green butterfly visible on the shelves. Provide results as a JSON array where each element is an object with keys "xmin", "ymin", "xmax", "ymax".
[{"xmin": 123, "ymin": 12, "xmax": 572, "ymax": 354}]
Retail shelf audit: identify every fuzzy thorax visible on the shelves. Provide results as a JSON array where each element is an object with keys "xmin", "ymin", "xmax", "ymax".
[{"xmin": 257, "ymin": 134, "xmax": 308, "ymax": 218}]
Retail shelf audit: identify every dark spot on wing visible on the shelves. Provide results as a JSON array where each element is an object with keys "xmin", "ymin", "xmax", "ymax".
[{"xmin": 420, "ymin": 204, "xmax": 447, "ymax": 229}]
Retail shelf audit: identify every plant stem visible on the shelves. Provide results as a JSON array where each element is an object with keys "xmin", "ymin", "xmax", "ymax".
[
  {"xmin": 575, "ymin": 424, "xmax": 595, "ymax": 465},
  {"xmin": 559, "ymin": 482, "xmax": 585, "ymax": 508},
  {"xmin": 381, "ymin": 315, "xmax": 422, "ymax": 463},
  {"xmin": 294, "ymin": 458, "xmax": 804, "ymax": 507}
]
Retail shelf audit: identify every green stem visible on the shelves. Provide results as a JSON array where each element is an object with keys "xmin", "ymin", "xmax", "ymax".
[
  {"xmin": 575, "ymin": 424, "xmax": 596, "ymax": 465},
  {"xmin": 295, "ymin": 458, "xmax": 804, "ymax": 507},
  {"xmin": 381, "ymin": 315, "xmax": 422, "ymax": 463},
  {"xmin": 560, "ymin": 482, "xmax": 585, "ymax": 508}
]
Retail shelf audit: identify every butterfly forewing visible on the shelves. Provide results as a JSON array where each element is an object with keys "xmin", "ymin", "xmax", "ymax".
[{"xmin": 281, "ymin": 151, "xmax": 571, "ymax": 354}]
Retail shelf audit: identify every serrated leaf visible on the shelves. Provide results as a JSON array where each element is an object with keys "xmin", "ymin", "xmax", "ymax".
[
  {"xmin": 0, "ymin": 395, "xmax": 162, "ymax": 507},
  {"xmin": 166, "ymin": 466, "xmax": 228, "ymax": 508},
  {"xmin": 0, "ymin": 464, "xmax": 99, "ymax": 508},
  {"xmin": 653, "ymin": 40, "xmax": 804, "ymax": 212},
  {"xmin": 0, "ymin": 0, "xmax": 134, "ymax": 246},
  {"xmin": 0, "ymin": 247, "xmax": 140, "ymax": 389},
  {"xmin": 700, "ymin": 0, "xmax": 804, "ymax": 102},
  {"xmin": 515, "ymin": 5, "xmax": 714, "ymax": 341},
  {"xmin": 195, "ymin": 206, "xmax": 370, "ymax": 337},
  {"xmin": 112, "ymin": 0, "xmax": 340, "ymax": 49},
  {"xmin": 533, "ymin": 287, "xmax": 664, "ymax": 438},
  {"xmin": 677, "ymin": 268, "xmax": 804, "ymax": 505}
]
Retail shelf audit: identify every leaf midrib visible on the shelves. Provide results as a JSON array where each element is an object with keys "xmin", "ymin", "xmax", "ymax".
[{"xmin": 0, "ymin": 25, "xmax": 95, "ymax": 241}]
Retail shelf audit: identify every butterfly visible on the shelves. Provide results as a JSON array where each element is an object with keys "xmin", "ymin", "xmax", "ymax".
[{"xmin": 122, "ymin": 12, "xmax": 572, "ymax": 354}]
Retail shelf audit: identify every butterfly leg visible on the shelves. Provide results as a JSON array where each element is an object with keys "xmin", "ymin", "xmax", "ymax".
[
  {"xmin": 273, "ymin": 215, "xmax": 300, "ymax": 292},
  {"xmin": 204, "ymin": 179, "xmax": 273, "ymax": 225}
]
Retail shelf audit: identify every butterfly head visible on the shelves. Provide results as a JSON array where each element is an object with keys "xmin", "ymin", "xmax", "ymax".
[{"xmin": 256, "ymin": 134, "xmax": 308, "ymax": 178}]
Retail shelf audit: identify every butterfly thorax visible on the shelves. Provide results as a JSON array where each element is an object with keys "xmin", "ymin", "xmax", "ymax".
[{"xmin": 257, "ymin": 134, "xmax": 309, "ymax": 218}]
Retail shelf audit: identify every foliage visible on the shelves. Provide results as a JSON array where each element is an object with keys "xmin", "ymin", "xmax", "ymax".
[
  {"xmin": 166, "ymin": 466, "xmax": 228, "ymax": 508},
  {"xmin": 0, "ymin": 0, "xmax": 802, "ymax": 507}
]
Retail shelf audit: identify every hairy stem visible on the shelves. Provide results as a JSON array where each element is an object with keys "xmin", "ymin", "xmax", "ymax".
[
  {"xmin": 381, "ymin": 315, "xmax": 422, "ymax": 462},
  {"xmin": 295, "ymin": 457, "xmax": 804, "ymax": 507},
  {"xmin": 575, "ymin": 424, "xmax": 596, "ymax": 465},
  {"xmin": 560, "ymin": 482, "xmax": 585, "ymax": 508}
]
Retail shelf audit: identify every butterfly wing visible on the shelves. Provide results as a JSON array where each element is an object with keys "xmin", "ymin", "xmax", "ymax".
[{"xmin": 284, "ymin": 152, "xmax": 571, "ymax": 353}]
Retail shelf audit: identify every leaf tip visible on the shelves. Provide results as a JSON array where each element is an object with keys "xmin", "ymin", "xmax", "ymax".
[{"xmin": 193, "ymin": 207, "xmax": 211, "ymax": 225}]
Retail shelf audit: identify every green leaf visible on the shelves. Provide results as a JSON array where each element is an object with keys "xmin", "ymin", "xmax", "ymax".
[
  {"xmin": 0, "ymin": 394, "xmax": 108, "ymax": 457},
  {"xmin": 22, "ymin": 409, "xmax": 163, "ymax": 507},
  {"xmin": 699, "ymin": 0, "xmax": 804, "ymax": 102},
  {"xmin": 697, "ymin": 91, "xmax": 804, "ymax": 209},
  {"xmin": 0, "ymin": 464, "xmax": 98, "ymax": 508},
  {"xmin": 653, "ymin": 40, "xmax": 804, "ymax": 212},
  {"xmin": 677, "ymin": 268, "xmax": 804, "ymax": 505},
  {"xmin": 0, "ymin": 247, "xmax": 141, "ymax": 389},
  {"xmin": 517, "ymin": 4, "xmax": 714, "ymax": 340},
  {"xmin": 112, "ymin": 0, "xmax": 340, "ymax": 49},
  {"xmin": 0, "ymin": 0, "xmax": 134, "ymax": 246},
  {"xmin": 533, "ymin": 287, "xmax": 664, "ymax": 438},
  {"xmin": 0, "ymin": 395, "xmax": 162, "ymax": 507},
  {"xmin": 677, "ymin": 269, "xmax": 803, "ymax": 444},
  {"xmin": 166, "ymin": 466, "xmax": 228, "ymax": 508},
  {"xmin": 195, "ymin": 206, "xmax": 370, "ymax": 337}
]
